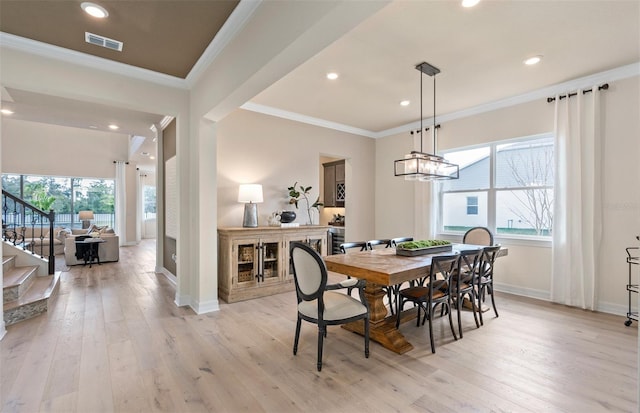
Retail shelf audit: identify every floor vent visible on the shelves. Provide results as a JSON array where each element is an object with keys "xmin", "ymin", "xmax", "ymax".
[{"xmin": 85, "ymin": 32, "xmax": 123, "ymax": 52}]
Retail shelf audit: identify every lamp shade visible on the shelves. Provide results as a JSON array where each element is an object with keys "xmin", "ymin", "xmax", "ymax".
[
  {"xmin": 238, "ymin": 184, "xmax": 263, "ymax": 203},
  {"xmin": 78, "ymin": 210, "xmax": 94, "ymax": 220}
]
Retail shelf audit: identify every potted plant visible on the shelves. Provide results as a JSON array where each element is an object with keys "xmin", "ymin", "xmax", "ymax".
[{"xmin": 287, "ymin": 182, "xmax": 323, "ymax": 225}]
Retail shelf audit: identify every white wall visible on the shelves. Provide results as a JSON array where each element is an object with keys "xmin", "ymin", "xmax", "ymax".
[
  {"xmin": 376, "ymin": 75, "xmax": 640, "ymax": 315},
  {"xmin": 217, "ymin": 109, "xmax": 376, "ymax": 242},
  {"xmin": 2, "ymin": 119, "xmax": 128, "ymax": 178}
]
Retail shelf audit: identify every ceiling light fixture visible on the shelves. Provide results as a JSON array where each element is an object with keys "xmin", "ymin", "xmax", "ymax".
[
  {"xmin": 81, "ymin": 2, "xmax": 108, "ymax": 18},
  {"xmin": 81, "ymin": 2, "xmax": 109, "ymax": 18},
  {"xmin": 326, "ymin": 72, "xmax": 339, "ymax": 80},
  {"xmin": 524, "ymin": 55, "xmax": 543, "ymax": 65},
  {"xmin": 1, "ymin": 109, "xmax": 14, "ymax": 115},
  {"xmin": 400, "ymin": 100, "xmax": 410, "ymax": 106},
  {"xmin": 394, "ymin": 62, "xmax": 459, "ymax": 181},
  {"xmin": 108, "ymin": 124, "xmax": 119, "ymax": 130},
  {"xmin": 462, "ymin": 0, "xmax": 481, "ymax": 7}
]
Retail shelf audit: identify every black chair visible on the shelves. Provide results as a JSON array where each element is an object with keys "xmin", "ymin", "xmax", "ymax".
[
  {"xmin": 450, "ymin": 248, "xmax": 483, "ymax": 338},
  {"xmin": 391, "ymin": 237, "xmax": 413, "ymax": 247},
  {"xmin": 462, "ymin": 227, "xmax": 493, "ymax": 246},
  {"xmin": 477, "ymin": 245, "xmax": 501, "ymax": 325},
  {"xmin": 339, "ymin": 241, "xmax": 367, "ymax": 254},
  {"xmin": 396, "ymin": 253, "xmax": 460, "ymax": 353},
  {"xmin": 366, "ymin": 239, "xmax": 391, "ymax": 250},
  {"xmin": 290, "ymin": 242, "xmax": 370, "ymax": 371}
]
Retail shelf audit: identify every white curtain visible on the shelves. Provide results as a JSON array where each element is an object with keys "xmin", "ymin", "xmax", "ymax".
[
  {"xmin": 551, "ymin": 87, "xmax": 603, "ymax": 310},
  {"xmin": 114, "ymin": 161, "xmax": 126, "ymax": 247}
]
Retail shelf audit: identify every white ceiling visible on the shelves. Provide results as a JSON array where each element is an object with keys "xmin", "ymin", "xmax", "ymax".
[{"xmin": 1, "ymin": 0, "xmax": 639, "ymax": 171}]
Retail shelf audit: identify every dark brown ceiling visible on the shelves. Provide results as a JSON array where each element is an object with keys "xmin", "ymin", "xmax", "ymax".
[{"xmin": 0, "ymin": 0, "xmax": 239, "ymax": 78}]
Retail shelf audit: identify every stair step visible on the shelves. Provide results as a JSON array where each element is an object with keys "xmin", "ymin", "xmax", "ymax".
[
  {"xmin": 3, "ymin": 265, "xmax": 39, "ymax": 304},
  {"xmin": 3, "ymin": 255, "xmax": 16, "ymax": 273},
  {"xmin": 3, "ymin": 272, "xmax": 61, "ymax": 326}
]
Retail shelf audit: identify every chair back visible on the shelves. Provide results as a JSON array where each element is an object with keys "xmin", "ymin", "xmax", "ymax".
[
  {"xmin": 480, "ymin": 244, "xmax": 501, "ymax": 279},
  {"xmin": 427, "ymin": 253, "xmax": 460, "ymax": 293},
  {"xmin": 391, "ymin": 237, "xmax": 413, "ymax": 247},
  {"xmin": 290, "ymin": 242, "xmax": 327, "ymax": 302},
  {"xmin": 457, "ymin": 248, "xmax": 483, "ymax": 284},
  {"xmin": 367, "ymin": 239, "xmax": 391, "ymax": 250},
  {"xmin": 339, "ymin": 241, "xmax": 367, "ymax": 254},
  {"xmin": 462, "ymin": 227, "xmax": 494, "ymax": 246}
]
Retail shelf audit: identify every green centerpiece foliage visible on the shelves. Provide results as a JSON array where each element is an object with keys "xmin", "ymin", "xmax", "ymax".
[{"xmin": 397, "ymin": 239, "xmax": 451, "ymax": 250}]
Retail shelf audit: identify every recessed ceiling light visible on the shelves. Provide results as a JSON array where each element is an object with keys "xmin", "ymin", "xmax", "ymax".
[
  {"xmin": 150, "ymin": 156, "xmax": 155, "ymax": 160},
  {"xmin": 400, "ymin": 100, "xmax": 410, "ymax": 107},
  {"xmin": 1, "ymin": 109, "xmax": 14, "ymax": 115},
  {"xmin": 326, "ymin": 72, "xmax": 339, "ymax": 80},
  {"xmin": 462, "ymin": 0, "xmax": 480, "ymax": 7},
  {"xmin": 81, "ymin": 2, "xmax": 109, "ymax": 18},
  {"xmin": 524, "ymin": 55, "xmax": 543, "ymax": 65},
  {"xmin": 108, "ymin": 124, "xmax": 119, "ymax": 130}
]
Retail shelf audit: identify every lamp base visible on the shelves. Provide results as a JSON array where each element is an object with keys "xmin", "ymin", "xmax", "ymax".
[
  {"xmin": 82, "ymin": 221, "xmax": 91, "ymax": 229},
  {"xmin": 242, "ymin": 203, "xmax": 258, "ymax": 228}
]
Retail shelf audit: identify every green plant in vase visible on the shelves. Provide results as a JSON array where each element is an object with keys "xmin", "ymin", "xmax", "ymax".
[{"xmin": 287, "ymin": 182, "xmax": 323, "ymax": 225}]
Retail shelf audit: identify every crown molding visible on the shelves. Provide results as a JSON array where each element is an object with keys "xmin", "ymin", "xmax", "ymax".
[
  {"xmin": 0, "ymin": 32, "xmax": 189, "ymax": 89},
  {"xmin": 243, "ymin": 62, "xmax": 640, "ymax": 139},
  {"xmin": 185, "ymin": 0, "xmax": 262, "ymax": 87},
  {"xmin": 240, "ymin": 102, "xmax": 377, "ymax": 138}
]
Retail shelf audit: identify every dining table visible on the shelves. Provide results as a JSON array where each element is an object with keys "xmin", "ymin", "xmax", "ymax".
[{"xmin": 323, "ymin": 243, "xmax": 507, "ymax": 354}]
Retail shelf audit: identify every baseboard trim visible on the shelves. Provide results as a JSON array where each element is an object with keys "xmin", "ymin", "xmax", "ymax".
[
  {"xmin": 190, "ymin": 298, "xmax": 220, "ymax": 315},
  {"xmin": 156, "ymin": 266, "xmax": 176, "ymax": 285}
]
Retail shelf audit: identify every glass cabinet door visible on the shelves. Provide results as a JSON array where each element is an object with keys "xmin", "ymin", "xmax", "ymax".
[
  {"xmin": 260, "ymin": 240, "xmax": 280, "ymax": 282},
  {"xmin": 236, "ymin": 242, "xmax": 257, "ymax": 285}
]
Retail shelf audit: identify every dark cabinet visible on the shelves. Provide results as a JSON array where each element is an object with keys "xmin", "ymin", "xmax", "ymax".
[{"xmin": 323, "ymin": 160, "xmax": 345, "ymax": 207}]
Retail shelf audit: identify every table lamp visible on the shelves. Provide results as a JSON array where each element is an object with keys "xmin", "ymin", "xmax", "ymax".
[
  {"xmin": 79, "ymin": 210, "xmax": 94, "ymax": 229},
  {"xmin": 238, "ymin": 184, "xmax": 263, "ymax": 227}
]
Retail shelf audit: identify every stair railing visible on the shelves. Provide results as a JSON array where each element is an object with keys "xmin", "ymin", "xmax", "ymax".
[{"xmin": 2, "ymin": 190, "xmax": 55, "ymax": 274}]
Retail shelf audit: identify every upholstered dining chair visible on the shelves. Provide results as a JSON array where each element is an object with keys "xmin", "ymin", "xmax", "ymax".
[
  {"xmin": 462, "ymin": 226, "xmax": 494, "ymax": 246},
  {"xmin": 396, "ymin": 253, "xmax": 460, "ymax": 353},
  {"xmin": 477, "ymin": 244, "xmax": 502, "ymax": 325},
  {"xmin": 290, "ymin": 242, "xmax": 370, "ymax": 371},
  {"xmin": 450, "ymin": 248, "xmax": 483, "ymax": 338}
]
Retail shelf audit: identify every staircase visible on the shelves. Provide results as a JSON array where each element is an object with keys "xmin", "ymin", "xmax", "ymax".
[{"xmin": 3, "ymin": 255, "xmax": 60, "ymax": 326}]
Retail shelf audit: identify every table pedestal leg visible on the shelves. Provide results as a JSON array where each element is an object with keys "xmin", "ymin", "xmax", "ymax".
[{"xmin": 342, "ymin": 281, "xmax": 417, "ymax": 354}]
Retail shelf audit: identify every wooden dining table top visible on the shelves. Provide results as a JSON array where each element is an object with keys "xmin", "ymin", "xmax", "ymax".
[{"xmin": 323, "ymin": 244, "xmax": 507, "ymax": 286}]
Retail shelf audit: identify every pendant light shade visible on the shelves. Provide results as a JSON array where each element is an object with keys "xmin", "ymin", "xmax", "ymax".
[{"xmin": 394, "ymin": 62, "xmax": 459, "ymax": 181}]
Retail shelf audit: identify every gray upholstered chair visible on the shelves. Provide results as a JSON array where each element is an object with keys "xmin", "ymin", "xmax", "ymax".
[
  {"xmin": 290, "ymin": 242, "xmax": 370, "ymax": 371},
  {"xmin": 462, "ymin": 226, "xmax": 494, "ymax": 246}
]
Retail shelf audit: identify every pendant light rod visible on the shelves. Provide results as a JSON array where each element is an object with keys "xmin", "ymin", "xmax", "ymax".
[{"xmin": 415, "ymin": 61, "xmax": 440, "ymax": 155}]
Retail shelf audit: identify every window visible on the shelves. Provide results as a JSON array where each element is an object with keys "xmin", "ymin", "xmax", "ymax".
[
  {"xmin": 440, "ymin": 134, "xmax": 554, "ymax": 238},
  {"xmin": 466, "ymin": 196, "xmax": 478, "ymax": 215},
  {"xmin": 2, "ymin": 174, "xmax": 115, "ymax": 228}
]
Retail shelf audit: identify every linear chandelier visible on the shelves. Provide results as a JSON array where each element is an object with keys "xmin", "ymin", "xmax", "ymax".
[{"xmin": 394, "ymin": 62, "xmax": 459, "ymax": 181}]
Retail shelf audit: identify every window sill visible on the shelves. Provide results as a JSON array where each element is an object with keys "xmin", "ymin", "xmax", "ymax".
[{"xmin": 437, "ymin": 232, "xmax": 552, "ymax": 248}]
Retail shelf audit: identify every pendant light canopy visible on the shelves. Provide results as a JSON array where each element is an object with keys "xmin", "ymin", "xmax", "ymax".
[{"xmin": 394, "ymin": 62, "xmax": 459, "ymax": 181}]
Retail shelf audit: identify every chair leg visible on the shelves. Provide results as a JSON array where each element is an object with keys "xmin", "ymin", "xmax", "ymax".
[
  {"xmin": 293, "ymin": 317, "xmax": 301, "ymax": 355},
  {"xmin": 469, "ymin": 292, "xmax": 480, "ymax": 329},
  {"xmin": 447, "ymin": 301, "xmax": 458, "ymax": 341},
  {"xmin": 456, "ymin": 293, "xmax": 464, "ymax": 338},
  {"xmin": 478, "ymin": 285, "xmax": 485, "ymax": 326},
  {"xmin": 364, "ymin": 316, "xmax": 370, "ymax": 358},
  {"xmin": 317, "ymin": 325, "xmax": 325, "ymax": 372},
  {"xmin": 489, "ymin": 283, "xmax": 499, "ymax": 318},
  {"xmin": 427, "ymin": 305, "xmax": 436, "ymax": 353}
]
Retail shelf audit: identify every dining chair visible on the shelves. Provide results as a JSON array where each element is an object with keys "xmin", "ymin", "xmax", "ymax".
[
  {"xmin": 462, "ymin": 226, "xmax": 494, "ymax": 246},
  {"xmin": 450, "ymin": 248, "xmax": 483, "ymax": 338},
  {"xmin": 477, "ymin": 244, "xmax": 501, "ymax": 325},
  {"xmin": 366, "ymin": 239, "xmax": 392, "ymax": 249},
  {"xmin": 391, "ymin": 237, "xmax": 413, "ymax": 247},
  {"xmin": 290, "ymin": 242, "xmax": 370, "ymax": 371},
  {"xmin": 396, "ymin": 253, "xmax": 460, "ymax": 353},
  {"xmin": 339, "ymin": 242, "xmax": 367, "ymax": 295}
]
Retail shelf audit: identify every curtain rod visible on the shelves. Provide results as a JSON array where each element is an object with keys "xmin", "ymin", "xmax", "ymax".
[
  {"xmin": 113, "ymin": 161, "xmax": 130, "ymax": 164},
  {"xmin": 546, "ymin": 83, "xmax": 609, "ymax": 103}
]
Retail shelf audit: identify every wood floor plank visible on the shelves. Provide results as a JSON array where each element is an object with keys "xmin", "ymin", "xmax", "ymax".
[{"xmin": 1, "ymin": 239, "xmax": 637, "ymax": 413}]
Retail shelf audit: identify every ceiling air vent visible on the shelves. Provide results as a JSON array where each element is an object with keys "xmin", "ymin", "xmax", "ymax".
[{"xmin": 85, "ymin": 32, "xmax": 123, "ymax": 52}]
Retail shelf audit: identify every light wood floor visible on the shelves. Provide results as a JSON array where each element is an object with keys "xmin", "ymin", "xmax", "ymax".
[{"xmin": 1, "ymin": 239, "xmax": 637, "ymax": 413}]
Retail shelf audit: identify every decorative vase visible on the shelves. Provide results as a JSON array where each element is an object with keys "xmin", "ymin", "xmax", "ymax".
[{"xmin": 280, "ymin": 211, "xmax": 296, "ymax": 223}]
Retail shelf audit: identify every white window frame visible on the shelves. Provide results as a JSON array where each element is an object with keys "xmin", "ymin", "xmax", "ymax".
[{"xmin": 436, "ymin": 132, "xmax": 553, "ymax": 246}]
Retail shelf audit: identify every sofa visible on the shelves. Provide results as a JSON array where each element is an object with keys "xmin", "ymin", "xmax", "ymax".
[
  {"xmin": 64, "ymin": 226, "xmax": 119, "ymax": 265},
  {"xmin": 5, "ymin": 226, "xmax": 66, "ymax": 255}
]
